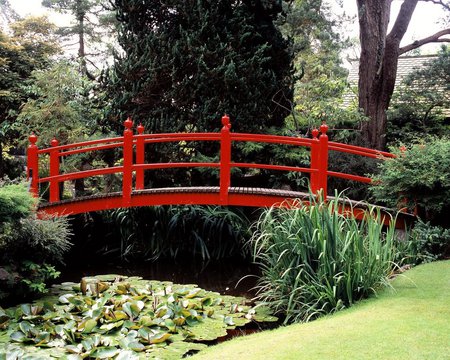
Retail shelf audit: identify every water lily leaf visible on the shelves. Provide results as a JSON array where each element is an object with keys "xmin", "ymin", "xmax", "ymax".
[
  {"xmin": 138, "ymin": 316, "xmax": 154, "ymax": 327},
  {"xmin": 223, "ymin": 316, "xmax": 235, "ymax": 326},
  {"xmin": 65, "ymin": 344, "xmax": 82, "ymax": 354},
  {"xmin": 79, "ymin": 318, "xmax": 97, "ymax": 333},
  {"xmin": 173, "ymin": 316, "xmax": 185, "ymax": 326},
  {"xmin": 89, "ymin": 346, "xmax": 120, "ymax": 359},
  {"xmin": 116, "ymin": 350, "xmax": 140, "ymax": 360},
  {"xmin": 185, "ymin": 289, "xmax": 201, "ymax": 299},
  {"xmin": 150, "ymin": 332, "xmax": 171, "ymax": 344},
  {"xmin": 99, "ymin": 320, "xmax": 124, "ymax": 332},
  {"xmin": 10, "ymin": 331, "xmax": 26, "ymax": 343},
  {"xmin": 34, "ymin": 332, "xmax": 50, "ymax": 346},
  {"xmin": 201, "ymin": 297, "xmax": 212, "ymax": 307},
  {"xmin": 19, "ymin": 321, "xmax": 33, "ymax": 335},
  {"xmin": 185, "ymin": 316, "xmax": 200, "ymax": 327},
  {"xmin": 58, "ymin": 294, "xmax": 75, "ymax": 304},
  {"xmin": 66, "ymin": 355, "xmax": 83, "ymax": 360},
  {"xmin": 128, "ymin": 341, "xmax": 145, "ymax": 352},
  {"xmin": 187, "ymin": 318, "xmax": 227, "ymax": 341},
  {"xmin": 163, "ymin": 318, "xmax": 176, "ymax": 331}
]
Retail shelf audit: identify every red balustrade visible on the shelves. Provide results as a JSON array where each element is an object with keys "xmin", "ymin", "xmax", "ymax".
[{"xmin": 26, "ymin": 114, "xmax": 395, "ymax": 214}]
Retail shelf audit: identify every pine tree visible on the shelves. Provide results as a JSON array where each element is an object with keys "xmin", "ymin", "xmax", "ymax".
[{"xmin": 107, "ymin": 0, "xmax": 294, "ymax": 134}]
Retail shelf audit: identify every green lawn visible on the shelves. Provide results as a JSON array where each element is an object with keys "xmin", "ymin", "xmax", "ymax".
[{"xmin": 193, "ymin": 261, "xmax": 450, "ymax": 360}]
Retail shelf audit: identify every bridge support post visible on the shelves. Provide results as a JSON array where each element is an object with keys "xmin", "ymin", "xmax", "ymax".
[
  {"xmin": 27, "ymin": 133, "xmax": 39, "ymax": 198},
  {"xmin": 318, "ymin": 123, "xmax": 329, "ymax": 200},
  {"xmin": 123, "ymin": 118, "xmax": 134, "ymax": 206},
  {"xmin": 136, "ymin": 123, "xmax": 145, "ymax": 190},
  {"xmin": 219, "ymin": 114, "xmax": 231, "ymax": 205},
  {"xmin": 49, "ymin": 138, "xmax": 60, "ymax": 202},
  {"xmin": 310, "ymin": 128, "xmax": 320, "ymax": 194}
]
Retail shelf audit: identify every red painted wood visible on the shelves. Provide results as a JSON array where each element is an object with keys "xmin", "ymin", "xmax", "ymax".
[
  {"xmin": 136, "ymin": 124, "xmax": 145, "ymax": 190},
  {"xmin": 219, "ymin": 114, "xmax": 231, "ymax": 205},
  {"xmin": 27, "ymin": 133, "xmax": 39, "ymax": 198},
  {"xmin": 28, "ymin": 114, "xmax": 402, "ymax": 220},
  {"xmin": 49, "ymin": 138, "xmax": 60, "ymax": 203},
  {"xmin": 318, "ymin": 123, "xmax": 329, "ymax": 199},
  {"xmin": 310, "ymin": 128, "xmax": 320, "ymax": 194},
  {"xmin": 122, "ymin": 118, "xmax": 134, "ymax": 206}
]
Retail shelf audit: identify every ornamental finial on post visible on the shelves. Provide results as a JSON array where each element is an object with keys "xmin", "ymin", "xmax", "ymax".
[
  {"xmin": 312, "ymin": 128, "xmax": 319, "ymax": 139},
  {"xmin": 124, "ymin": 117, "xmax": 133, "ymax": 131},
  {"xmin": 221, "ymin": 114, "xmax": 231, "ymax": 129},
  {"xmin": 319, "ymin": 122, "xmax": 328, "ymax": 137},
  {"xmin": 137, "ymin": 123, "xmax": 144, "ymax": 134},
  {"xmin": 29, "ymin": 133, "xmax": 38, "ymax": 146},
  {"xmin": 51, "ymin": 137, "xmax": 59, "ymax": 147}
]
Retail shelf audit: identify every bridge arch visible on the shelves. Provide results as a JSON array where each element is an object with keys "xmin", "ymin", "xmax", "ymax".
[{"xmin": 27, "ymin": 115, "xmax": 405, "ymax": 224}]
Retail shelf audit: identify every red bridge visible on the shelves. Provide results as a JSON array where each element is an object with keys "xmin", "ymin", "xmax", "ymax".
[{"xmin": 27, "ymin": 115, "xmax": 404, "ymax": 223}]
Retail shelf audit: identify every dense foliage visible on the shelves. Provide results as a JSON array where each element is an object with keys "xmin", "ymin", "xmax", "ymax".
[
  {"xmin": 250, "ymin": 194, "xmax": 400, "ymax": 324},
  {"xmin": 387, "ymin": 47, "xmax": 450, "ymax": 144},
  {"xmin": 370, "ymin": 138, "xmax": 450, "ymax": 226},
  {"xmin": 0, "ymin": 183, "xmax": 72, "ymax": 303},
  {"xmin": 107, "ymin": 0, "xmax": 293, "ymax": 134},
  {"xmin": 0, "ymin": 16, "xmax": 60, "ymax": 178}
]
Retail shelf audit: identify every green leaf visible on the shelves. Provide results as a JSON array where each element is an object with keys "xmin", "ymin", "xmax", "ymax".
[{"xmin": 89, "ymin": 346, "xmax": 120, "ymax": 359}]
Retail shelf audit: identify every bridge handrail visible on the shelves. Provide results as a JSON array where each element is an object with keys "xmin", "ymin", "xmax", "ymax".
[
  {"xmin": 328, "ymin": 141, "xmax": 395, "ymax": 159},
  {"xmin": 26, "ymin": 115, "xmax": 392, "ymax": 207}
]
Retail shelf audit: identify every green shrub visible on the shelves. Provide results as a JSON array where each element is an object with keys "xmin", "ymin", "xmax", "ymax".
[
  {"xmin": 397, "ymin": 220, "xmax": 450, "ymax": 265},
  {"xmin": 370, "ymin": 137, "xmax": 450, "ymax": 225},
  {"xmin": 250, "ymin": 194, "xmax": 399, "ymax": 324},
  {"xmin": 0, "ymin": 183, "xmax": 72, "ymax": 303},
  {"xmin": 0, "ymin": 183, "xmax": 35, "ymax": 224}
]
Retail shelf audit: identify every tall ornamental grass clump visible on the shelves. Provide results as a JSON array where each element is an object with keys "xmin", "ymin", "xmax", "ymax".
[{"xmin": 251, "ymin": 194, "xmax": 398, "ymax": 324}]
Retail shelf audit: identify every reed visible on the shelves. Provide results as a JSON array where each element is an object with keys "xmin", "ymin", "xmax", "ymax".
[{"xmin": 251, "ymin": 192, "xmax": 399, "ymax": 324}]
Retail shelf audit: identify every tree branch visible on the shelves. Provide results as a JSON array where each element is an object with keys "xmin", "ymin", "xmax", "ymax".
[
  {"xmin": 399, "ymin": 28, "xmax": 450, "ymax": 54},
  {"xmin": 387, "ymin": 0, "xmax": 419, "ymax": 44},
  {"xmin": 420, "ymin": 0, "xmax": 450, "ymax": 12}
]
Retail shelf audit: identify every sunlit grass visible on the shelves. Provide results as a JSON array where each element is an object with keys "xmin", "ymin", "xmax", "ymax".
[{"xmin": 193, "ymin": 261, "xmax": 450, "ymax": 360}]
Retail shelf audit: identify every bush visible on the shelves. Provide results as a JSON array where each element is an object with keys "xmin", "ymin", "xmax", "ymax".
[
  {"xmin": 0, "ymin": 183, "xmax": 35, "ymax": 223},
  {"xmin": 0, "ymin": 183, "xmax": 72, "ymax": 303},
  {"xmin": 370, "ymin": 137, "xmax": 450, "ymax": 226},
  {"xmin": 250, "ymin": 193, "xmax": 400, "ymax": 324},
  {"xmin": 397, "ymin": 220, "xmax": 450, "ymax": 265}
]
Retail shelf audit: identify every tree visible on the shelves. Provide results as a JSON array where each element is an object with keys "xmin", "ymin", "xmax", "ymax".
[
  {"xmin": 280, "ymin": 0, "xmax": 362, "ymax": 137},
  {"xmin": 387, "ymin": 46, "xmax": 450, "ymax": 144},
  {"xmin": 0, "ymin": 16, "xmax": 60, "ymax": 178},
  {"xmin": 357, "ymin": 0, "xmax": 450, "ymax": 150},
  {"xmin": 107, "ymin": 0, "xmax": 294, "ymax": 135},
  {"xmin": 42, "ymin": 0, "xmax": 117, "ymax": 78}
]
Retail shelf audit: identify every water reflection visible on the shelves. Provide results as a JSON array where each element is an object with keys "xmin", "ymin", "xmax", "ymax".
[{"xmin": 59, "ymin": 259, "xmax": 259, "ymax": 298}]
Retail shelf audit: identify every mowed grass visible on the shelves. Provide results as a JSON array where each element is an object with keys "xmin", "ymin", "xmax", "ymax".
[{"xmin": 193, "ymin": 261, "xmax": 450, "ymax": 360}]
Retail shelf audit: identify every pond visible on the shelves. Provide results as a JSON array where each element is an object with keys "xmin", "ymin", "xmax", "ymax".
[{"xmin": 58, "ymin": 259, "xmax": 260, "ymax": 299}]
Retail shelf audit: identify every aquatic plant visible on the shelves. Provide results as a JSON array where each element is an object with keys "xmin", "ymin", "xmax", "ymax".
[{"xmin": 0, "ymin": 275, "xmax": 276, "ymax": 359}]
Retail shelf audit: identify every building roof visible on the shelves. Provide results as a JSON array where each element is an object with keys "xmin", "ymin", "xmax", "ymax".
[{"xmin": 343, "ymin": 55, "xmax": 440, "ymax": 108}]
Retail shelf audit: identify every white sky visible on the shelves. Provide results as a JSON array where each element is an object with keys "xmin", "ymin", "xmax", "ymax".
[{"xmin": 9, "ymin": 0, "xmax": 447, "ymax": 54}]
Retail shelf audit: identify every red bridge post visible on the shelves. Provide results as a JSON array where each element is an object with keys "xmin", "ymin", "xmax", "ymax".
[
  {"xmin": 49, "ymin": 138, "xmax": 60, "ymax": 202},
  {"xmin": 27, "ymin": 133, "xmax": 39, "ymax": 198},
  {"xmin": 318, "ymin": 122, "xmax": 329, "ymax": 199},
  {"xmin": 310, "ymin": 128, "xmax": 320, "ymax": 194},
  {"xmin": 136, "ymin": 123, "xmax": 145, "ymax": 190},
  {"xmin": 123, "ymin": 118, "xmax": 134, "ymax": 206},
  {"xmin": 220, "ymin": 114, "xmax": 231, "ymax": 205}
]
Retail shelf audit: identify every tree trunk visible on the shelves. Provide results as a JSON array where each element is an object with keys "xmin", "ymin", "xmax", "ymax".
[{"xmin": 357, "ymin": 0, "xmax": 419, "ymax": 150}]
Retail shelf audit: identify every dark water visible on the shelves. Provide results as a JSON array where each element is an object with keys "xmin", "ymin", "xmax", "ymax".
[{"xmin": 58, "ymin": 259, "xmax": 260, "ymax": 299}]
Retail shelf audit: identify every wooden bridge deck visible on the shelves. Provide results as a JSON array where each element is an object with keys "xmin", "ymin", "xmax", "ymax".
[{"xmin": 37, "ymin": 186, "xmax": 415, "ymax": 229}]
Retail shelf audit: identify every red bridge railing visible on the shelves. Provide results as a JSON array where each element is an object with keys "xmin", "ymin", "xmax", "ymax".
[{"xmin": 26, "ymin": 115, "xmax": 394, "ymax": 208}]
